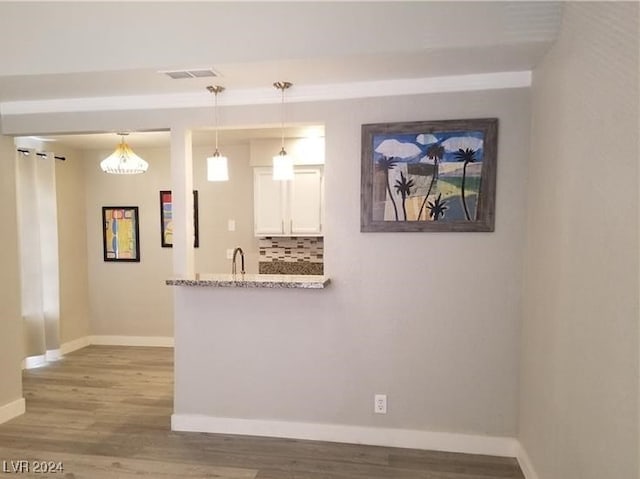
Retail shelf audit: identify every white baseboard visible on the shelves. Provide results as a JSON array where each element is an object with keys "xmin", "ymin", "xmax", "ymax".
[
  {"xmin": 0, "ymin": 398, "xmax": 25, "ymax": 425},
  {"xmin": 90, "ymin": 335, "xmax": 174, "ymax": 347},
  {"xmin": 23, "ymin": 336, "xmax": 172, "ymax": 367},
  {"xmin": 516, "ymin": 442, "xmax": 539, "ymax": 479},
  {"xmin": 24, "ymin": 354, "xmax": 47, "ymax": 369},
  {"xmin": 45, "ymin": 349, "xmax": 61, "ymax": 361},
  {"xmin": 60, "ymin": 336, "xmax": 91, "ymax": 355},
  {"xmin": 171, "ymin": 414, "xmax": 519, "ymax": 458}
]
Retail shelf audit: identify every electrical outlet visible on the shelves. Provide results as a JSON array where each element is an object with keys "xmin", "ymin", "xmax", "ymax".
[
  {"xmin": 226, "ymin": 249, "xmax": 234, "ymax": 260},
  {"xmin": 374, "ymin": 394, "xmax": 387, "ymax": 414},
  {"xmin": 228, "ymin": 219, "xmax": 236, "ymax": 231}
]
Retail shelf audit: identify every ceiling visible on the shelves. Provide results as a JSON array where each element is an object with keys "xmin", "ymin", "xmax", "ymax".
[
  {"xmin": 43, "ymin": 126, "xmax": 325, "ymax": 150},
  {"xmin": 0, "ymin": 2, "xmax": 562, "ymax": 147}
]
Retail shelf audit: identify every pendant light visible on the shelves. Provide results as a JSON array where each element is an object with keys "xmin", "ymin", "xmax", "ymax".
[
  {"xmin": 273, "ymin": 81, "xmax": 294, "ymax": 181},
  {"xmin": 206, "ymin": 85, "xmax": 229, "ymax": 182},
  {"xmin": 100, "ymin": 133, "xmax": 148, "ymax": 174}
]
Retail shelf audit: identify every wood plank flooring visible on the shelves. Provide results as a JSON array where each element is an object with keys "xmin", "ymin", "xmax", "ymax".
[{"xmin": 0, "ymin": 346, "xmax": 524, "ymax": 479}]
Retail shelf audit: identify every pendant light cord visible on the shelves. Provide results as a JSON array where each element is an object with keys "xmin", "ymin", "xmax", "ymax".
[
  {"xmin": 274, "ymin": 81, "xmax": 291, "ymax": 155},
  {"xmin": 207, "ymin": 85, "xmax": 225, "ymax": 157},
  {"xmin": 280, "ymin": 86, "xmax": 285, "ymax": 151},
  {"xmin": 214, "ymin": 89, "xmax": 219, "ymax": 156}
]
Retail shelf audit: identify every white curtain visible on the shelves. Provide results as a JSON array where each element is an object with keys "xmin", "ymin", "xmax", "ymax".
[{"xmin": 15, "ymin": 149, "xmax": 60, "ymax": 367}]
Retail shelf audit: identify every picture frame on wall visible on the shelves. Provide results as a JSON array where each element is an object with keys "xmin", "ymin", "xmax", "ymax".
[
  {"xmin": 159, "ymin": 190, "xmax": 199, "ymax": 248},
  {"xmin": 361, "ymin": 118, "xmax": 498, "ymax": 232},
  {"xmin": 102, "ymin": 206, "xmax": 140, "ymax": 262}
]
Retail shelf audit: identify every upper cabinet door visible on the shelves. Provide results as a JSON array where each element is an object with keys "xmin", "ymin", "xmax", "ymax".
[
  {"xmin": 290, "ymin": 168, "xmax": 323, "ymax": 235},
  {"xmin": 254, "ymin": 168, "xmax": 285, "ymax": 236}
]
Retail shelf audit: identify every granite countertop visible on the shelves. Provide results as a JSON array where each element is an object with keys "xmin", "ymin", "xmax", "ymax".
[{"xmin": 166, "ymin": 273, "xmax": 330, "ymax": 289}]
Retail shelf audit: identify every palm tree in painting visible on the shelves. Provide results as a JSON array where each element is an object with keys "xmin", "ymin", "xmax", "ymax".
[
  {"xmin": 394, "ymin": 171, "xmax": 415, "ymax": 221},
  {"xmin": 427, "ymin": 193, "xmax": 448, "ymax": 221},
  {"xmin": 453, "ymin": 148, "xmax": 477, "ymax": 221},
  {"xmin": 376, "ymin": 155, "xmax": 399, "ymax": 221},
  {"xmin": 417, "ymin": 143, "xmax": 445, "ymax": 221}
]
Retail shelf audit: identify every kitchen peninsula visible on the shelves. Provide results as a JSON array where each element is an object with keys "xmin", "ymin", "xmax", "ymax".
[{"xmin": 166, "ymin": 273, "xmax": 329, "ymax": 289}]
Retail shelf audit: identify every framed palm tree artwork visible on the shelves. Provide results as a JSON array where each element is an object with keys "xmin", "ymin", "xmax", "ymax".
[{"xmin": 361, "ymin": 118, "xmax": 498, "ymax": 232}]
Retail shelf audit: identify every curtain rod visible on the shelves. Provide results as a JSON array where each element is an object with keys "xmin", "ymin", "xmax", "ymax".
[{"xmin": 16, "ymin": 149, "xmax": 66, "ymax": 161}]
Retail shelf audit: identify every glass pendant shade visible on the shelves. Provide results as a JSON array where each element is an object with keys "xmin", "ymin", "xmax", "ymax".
[
  {"xmin": 272, "ymin": 148, "xmax": 294, "ymax": 181},
  {"xmin": 207, "ymin": 153, "xmax": 229, "ymax": 181},
  {"xmin": 100, "ymin": 137, "xmax": 148, "ymax": 174},
  {"xmin": 206, "ymin": 85, "xmax": 229, "ymax": 182}
]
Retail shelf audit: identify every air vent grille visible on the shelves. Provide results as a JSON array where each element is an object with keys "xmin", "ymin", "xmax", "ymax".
[{"xmin": 161, "ymin": 68, "xmax": 219, "ymax": 80}]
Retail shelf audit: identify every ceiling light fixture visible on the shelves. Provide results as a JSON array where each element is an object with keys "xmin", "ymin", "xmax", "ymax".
[
  {"xmin": 273, "ymin": 81, "xmax": 294, "ymax": 181},
  {"xmin": 206, "ymin": 85, "xmax": 229, "ymax": 182},
  {"xmin": 100, "ymin": 133, "xmax": 148, "ymax": 175}
]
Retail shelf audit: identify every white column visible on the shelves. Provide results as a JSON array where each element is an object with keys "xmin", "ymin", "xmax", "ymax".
[{"xmin": 170, "ymin": 127, "xmax": 194, "ymax": 276}]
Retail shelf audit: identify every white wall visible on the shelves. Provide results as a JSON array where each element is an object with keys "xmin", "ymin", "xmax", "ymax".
[
  {"xmin": 520, "ymin": 3, "xmax": 639, "ymax": 478},
  {"xmin": 0, "ymin": 135, "xmax": 23, "ymax": 411}
]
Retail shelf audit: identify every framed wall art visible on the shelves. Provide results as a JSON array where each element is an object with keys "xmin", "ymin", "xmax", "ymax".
[
  {"xmin": 159, "ymin": 190, "xmax": 199, "ymax": 248},
  {"xmin": 102, "ymin": 206, "xmax": 140, "ymax": 262},
  {"xmin": 361, "ymin": 118, "xmax": 498, "ymax": 232}
]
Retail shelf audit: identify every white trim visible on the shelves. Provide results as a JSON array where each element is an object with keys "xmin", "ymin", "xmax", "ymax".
[
  {"xmin": 171, "ymin": 414, "xmax": 519, "ymax": 458},
  {"xmin": 60, "ymin": 336, "xmax": 91, "ymax": 355},
  {"xmin": 0, "ymin": 398, "xmax": 25, "ymax": 425},
  {"xmin": 24, "ymin": 354, "xmax": 47, "ymax": 369},
  {"xmin": 0, "ymin": 71, "xmax": 532, "ymax": 116},
  {"xmin": 90, "ymin": 335, "xmax": 174, "ymax": 347},
  {"xmin": 45, "ymin": 349, "xmax": 62, "ymax": 361},
  {"xmin": 516, "ymin": 442, "xmax": 540, "ymax": 479}
]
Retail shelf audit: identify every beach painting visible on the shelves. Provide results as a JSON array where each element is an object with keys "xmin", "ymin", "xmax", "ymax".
[{"xmin": 361, "ymin": 119, "xmax": 498, "ymax": 232}]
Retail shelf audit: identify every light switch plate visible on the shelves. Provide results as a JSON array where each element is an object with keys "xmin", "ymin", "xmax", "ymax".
[
  {"xmin": 228, "ymin": 219, "xmax": 236, "ymax": 231},
  {"xmin": 226, "ymin": 249, "xmax": 234, "ymax": 259}
]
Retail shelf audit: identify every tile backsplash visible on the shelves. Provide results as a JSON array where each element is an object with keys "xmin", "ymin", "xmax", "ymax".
[{"xmin": 258, "ymin": 237, "xmax": 324, "ymax": 275}]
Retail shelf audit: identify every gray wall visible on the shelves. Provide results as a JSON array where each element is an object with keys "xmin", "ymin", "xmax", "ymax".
[
  {"xmin": 84, "ymin": 147, "xmax": 174, "ymax": 337},
  {"xmin": 520, "ymin": 3, "xmax": 639, "ymax": 478},
  {"xmin": 192, "ymin": 144, "xmax": 260, "ymax": 275},
  {"xmin": 83, "ymin": 143, "xmax": 258, "ymax": 337},
  {"xmin": 0, "ymin": 135, "xmax": 23, "ymax": 407},
  {"xmin": 175, "ymin": 88, "xmax": 530, "ymax": 437},
  {"xmin": 0, "ymin": 86, "xmax": 530, "ymax": 438},
  {"xmin": 55, "ymin": 147, "xmax": 91, "ymax": 344}
]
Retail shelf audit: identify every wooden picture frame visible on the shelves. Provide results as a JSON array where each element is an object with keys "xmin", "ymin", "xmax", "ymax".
[
  {"xmin": 361, "ymin": 118, "xmax": 498, "ymax": 232},
  {"xmin": 102, "ymin": 206, "xmax": 140, "ymax": 262},
  {"xmin": 160, "ymin": 190, "xmax": 199, "ymax": 248}
]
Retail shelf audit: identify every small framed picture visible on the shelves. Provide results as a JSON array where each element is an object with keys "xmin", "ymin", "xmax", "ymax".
[
  {"xmin": 102, "ymin": 206, "xmax": 140, "ymax": 262},
  {"xmin": 160, "ymin": 190, "xmax": 199, "ymax": 248}
]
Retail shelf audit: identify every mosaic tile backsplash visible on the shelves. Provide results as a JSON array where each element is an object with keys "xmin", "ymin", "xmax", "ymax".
[{"xmin": 258, "ymin": 237, "xmax": 324, "ymax": 275}]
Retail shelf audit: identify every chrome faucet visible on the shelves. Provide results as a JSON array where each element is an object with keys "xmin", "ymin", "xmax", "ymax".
[{"xmin": 232, "ymin": 247, "xmax": 245, "ymax": 275}]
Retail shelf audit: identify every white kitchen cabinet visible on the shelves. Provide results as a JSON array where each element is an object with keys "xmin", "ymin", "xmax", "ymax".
[
  {"xmin": 253, "ymin": 166, "xmax": 323, "ymax": 237},
  {"xmin": 254, "ymin": 168, "xmax": 286, "ymax": 235}
]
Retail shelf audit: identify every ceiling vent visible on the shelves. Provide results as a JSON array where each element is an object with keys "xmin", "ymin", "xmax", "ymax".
[{"xmin": 161, "ymin": 68, "xmax": 219, "ymax": 80}]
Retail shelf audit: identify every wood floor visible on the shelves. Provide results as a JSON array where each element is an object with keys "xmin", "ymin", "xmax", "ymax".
[{"xmin": 0, "ymin": 346, "xmax": 524, "ymax": 478}]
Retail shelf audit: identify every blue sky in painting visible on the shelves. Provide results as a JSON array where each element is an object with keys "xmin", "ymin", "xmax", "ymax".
[{"xmin": 373, "ymin": 130, "xmax": 485, "ymax": 164}]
